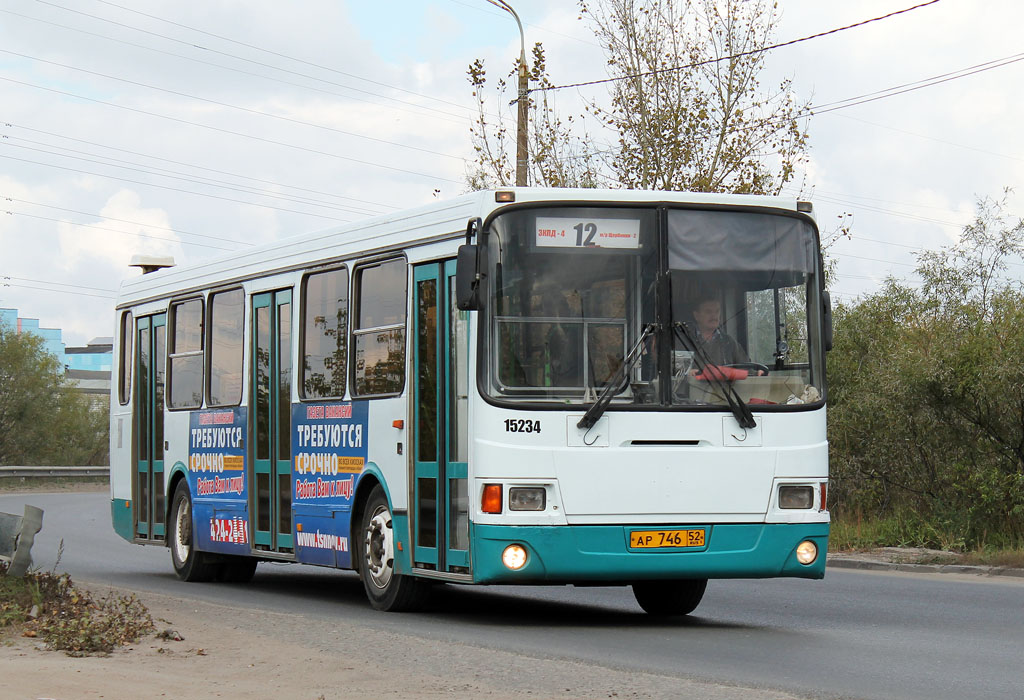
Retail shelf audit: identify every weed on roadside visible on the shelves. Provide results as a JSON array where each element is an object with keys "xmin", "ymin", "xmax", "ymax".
[{"xmin": 0, "ymin": 561, "xmax": 154, "ymax": 656}]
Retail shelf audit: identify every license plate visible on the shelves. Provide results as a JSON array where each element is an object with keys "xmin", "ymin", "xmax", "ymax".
[{"xmin": 629, "ymin": 529, "xmax": 705, "ymax": 549}]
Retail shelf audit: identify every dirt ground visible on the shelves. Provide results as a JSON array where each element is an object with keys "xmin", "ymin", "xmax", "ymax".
[
  {"xmin": 2, "ymin": 481, "xmax": 805, "ymax": 699},
  {"xmin": 0, "ymin": 586, "xmax": 806, "ymax": 700}
]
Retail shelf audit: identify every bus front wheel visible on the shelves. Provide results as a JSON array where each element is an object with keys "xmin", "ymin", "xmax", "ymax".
[
  {"xmin": 632, "ymin": 578, "xmax": 708, "ymax": 616},
  {"xmin": 358, "ymin": 485, "xmax": 430, "ymax": 612},
  {"xmin": 170, "ymin": 481, "xmax": 221, "ymax": 582}
]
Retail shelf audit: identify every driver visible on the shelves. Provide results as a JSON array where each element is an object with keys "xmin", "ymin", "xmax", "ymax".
[{"xmin": 687, "ymin": 296, "xmax": 752, "ymax": 367}]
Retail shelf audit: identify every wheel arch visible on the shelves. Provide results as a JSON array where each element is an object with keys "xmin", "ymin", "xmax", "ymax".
[
  {"xmin": 351, "ymin": 464, "xmax": 409, "ymax": 574},
  {"xmin": 164, "ymin": 462, "xmax": 190, "ymax": 547}
]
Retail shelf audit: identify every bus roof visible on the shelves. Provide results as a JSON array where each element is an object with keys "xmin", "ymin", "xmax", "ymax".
[{"xmin": 115, "ymin": 188, "xmax": 808, "ymax": 307}]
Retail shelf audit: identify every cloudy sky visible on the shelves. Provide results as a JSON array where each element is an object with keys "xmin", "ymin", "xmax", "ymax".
[{"xmin": 2, "ymin": 0, "xmax": 1023, "ymax": 345}]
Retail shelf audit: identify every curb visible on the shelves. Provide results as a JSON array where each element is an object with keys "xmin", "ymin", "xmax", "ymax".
[{"xmin": 827, "ymin": 556, "xmax": 1024, "ymax": 579}]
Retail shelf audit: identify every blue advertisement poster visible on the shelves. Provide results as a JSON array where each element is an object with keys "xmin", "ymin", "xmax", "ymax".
[
  {"xmin": 188, "ymin": 408, "xmax": 247, "ymax": 501},
  {"xmin": 291, "ymin": 401, "xmax": 369, "ymax": 507},
  {"xmin": 291, "ymin": 401, "xmax": 369, "ymax": 567},
  {"xmin": 188, "ymin": 408, "xmax": 249, "ymax": 554}
]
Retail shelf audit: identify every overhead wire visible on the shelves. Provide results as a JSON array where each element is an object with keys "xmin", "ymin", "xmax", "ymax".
[
  {"xmin": 0, "ymin": 8, "xmax": 475, "ymax": 127},
  {"xmin": 1, "ymin": 275, "xmax": 117, "ymax": 294},
  {"xmin": 532, "ymin": 0, "xmax": 943, "ymax": 94},
  {"xmin": 1, "ymin": 281, "xmax": 117, "ymax": 299},
  {"xmin": 36, "ymin": 0, "xmax": 482, "ymax": 118},
  {"xmin": 0, "ymin": 140, "xmax": 384, "ymax": 218},
  {"xmin": 2, "ymin": 210, "xmax": 241, "ymax": 251},
  {"xmin": 0, "ymin": 76, "xmax": 466, "ymax": 185},
  {"xmin": 1, "ymin": 153, "xmax": 353, "ymax": 223},
  {"xmin": 1, "ymin": 49, "xmax": 468, "ymax": 163},
  {"xmin": 1, "ymin": 122, "xmax": 398, "ymax": 212},
  {"xmin": 3, "ymin": 197, "xmax": 256, "ymax": 248}
]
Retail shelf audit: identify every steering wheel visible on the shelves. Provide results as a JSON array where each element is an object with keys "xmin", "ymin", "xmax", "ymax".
[{"xmin": 724, "ymin": 362, "xmax": 770, "ymax": 376}]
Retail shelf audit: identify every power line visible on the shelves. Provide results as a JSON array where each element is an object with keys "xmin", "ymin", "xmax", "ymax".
[
  {"xmin": 0, "ymin": 76, "xmax": 465, "ymax": 185},
  {"xmin": 829, "ymin": 113, "xmax": 1024, "ymax": 164},
  {"xmin": 2, "ymin": 210, "xmax": 239, "ymax": 251},
  {"xmin": 1, "ymin": 153, "xmax": 351, "ymax": 223},
  {"xmin": 1, "ymin": 140, "xmax": 381, "ymax": 218},
  {"xmin": 3, "ymin": 197, "xmax": 255, "ymax": 249},
  {"xmin": 0, "ymin": 7, "xmax": 476, "ymax": 127},
  {"xmin": 1, "ymin": 275, "xmax": 117, "ymax": 294},
  {"xmin": 1, "ymin": 122, "xmax": 398, "ymax": 212},
  {"xmin": 37, "ymin": 0, "xmax": 481, "ymax": 118},
  {"xmin": 1, "ymin": 49, "xmax": 467, "ymax": 163},
  {"xmin": 810, "ymin": 52, "xmax": 1024, "ymax": 116},
  {"xmin": 534, "ymin": 0, "xmax": 942, "ymax": 93},
  {"xmin": 1, "ymin": 282, "xmax": 116, "ymax": 300}
]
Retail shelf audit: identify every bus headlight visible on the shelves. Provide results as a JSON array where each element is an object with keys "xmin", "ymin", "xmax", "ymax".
[
  {"xmin": 779, "ymin": 485, "xmax": 814, "ymax": 509},
  {"xmin": 502, "ymin": 544, "xmax": 528, "ymax": 570},
  {"xmin": 509, "ymin": 487, "xmax": 546, "ymax": 511},
  {"xmin": 795, "ymin": 540, "xmax": 818, "ymax": 565}
]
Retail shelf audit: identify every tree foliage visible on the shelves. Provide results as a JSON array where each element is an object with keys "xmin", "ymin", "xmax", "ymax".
[
  {"xmin": 583, "ymin": 0, "xmax": 808, "ymax": 193},
  {"xmin": 828, "ymin": 195, "xmax": 1024, "ymax": 548},
  {"xmin": 467, "ymin": 44, "xmax": 601, "ymax": 189},
  {"xmin": 0, "ymin": 323, "xmax": 108, "ymax": 466},
  {"xmin": 466, "ymin": 0, "xmax": 809, "ymax": 194}
]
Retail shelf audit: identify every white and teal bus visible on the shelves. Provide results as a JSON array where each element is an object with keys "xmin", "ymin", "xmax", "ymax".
[{"xmin": 110, "ymin": 188, "xmax": 832, "ymax": 615}]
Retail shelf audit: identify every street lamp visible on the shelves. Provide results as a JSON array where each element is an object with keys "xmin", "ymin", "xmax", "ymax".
[{"xmin": 486, "ymin": 0, "xmax": 528, "ymax": 187}]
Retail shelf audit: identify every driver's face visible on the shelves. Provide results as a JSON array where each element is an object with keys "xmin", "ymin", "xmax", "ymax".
[{"xmin": 693, "ymin": 300, "xmax": 721, "ymax": 335}]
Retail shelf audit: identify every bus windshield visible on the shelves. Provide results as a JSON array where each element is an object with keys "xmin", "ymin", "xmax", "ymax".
[{"xmin": 483, "ymin": 205, "xmax": 824, "ymax": 409}]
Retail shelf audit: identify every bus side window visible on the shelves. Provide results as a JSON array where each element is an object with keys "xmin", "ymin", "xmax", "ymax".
[
  {"xmin": 168, "ymin": 298, "xmax": 204, "ymax": 409},
  {"xmin": 208, "ymin": 289, "xmax": 244, "ymax": 407},
  {"xmin": 118, "ymin": 310, "xmax": 133, "ymax": 405},
  {"xmin": 301, "ymin": 266, "xmax": 349, "ymax": 399},
  {"xmin": 352, "ymin": 259, "xmax": 406, "ymax": 396}
]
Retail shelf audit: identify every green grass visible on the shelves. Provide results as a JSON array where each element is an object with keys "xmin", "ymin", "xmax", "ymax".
[{"xmin": 830, "ymin": 511, "xmax": 1024, "ymax": 568}]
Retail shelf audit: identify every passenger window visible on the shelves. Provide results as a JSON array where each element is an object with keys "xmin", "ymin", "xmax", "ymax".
[
  {"xmin": 353, "ymin": 259, "xmax": 406, "ymax": 396},
  {"xmin": 168, "ymin": 298, "xmax": 204, "ymax": 409},
  {"xmin": 208, "ymin": 289, "xmax": 244, "ymax": 406},
  {"xmin": 302, "ymin": 267, "xmax": 349, "ymax": 399},
  {"xmin": 118, "ymin": 311, "xmax": 133, "ymax": 405}
]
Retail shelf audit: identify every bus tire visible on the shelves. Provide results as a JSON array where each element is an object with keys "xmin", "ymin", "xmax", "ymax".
[
  {"xmin": 169, "ymin": 480, "xmax": 221, "ymax": 582},
  {"xmin": 218, "ymin": 556, "xmax": 258, "ymax": 583},
  {"xmin": 632, "ymin": 578, "xmax": 707, "ymax": 616},
  {"xmin": 358, "ymin": 485, "xmax": 430, "ymax": 612}
]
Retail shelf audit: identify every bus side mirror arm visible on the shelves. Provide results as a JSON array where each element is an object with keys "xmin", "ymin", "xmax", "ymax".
[
  {"xmin": 456, "ymin": 218, "xmax": 484, "ymax": 311},
  {"xmin": 822, "ymin": 291, "xmax": 833, "ymax": 352}
]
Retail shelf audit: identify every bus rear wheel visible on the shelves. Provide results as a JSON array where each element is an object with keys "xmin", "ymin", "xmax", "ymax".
[
  {"xmin": 632, "ymin": 578, "xmax": 708, "ymax": 616},
  {"xmin": 170, "ymin": 481, "xmax": 221, "ymax": 582},
  {"xmin": 358, "ymin": 485, "xmax": 430, "ymax": 612}
]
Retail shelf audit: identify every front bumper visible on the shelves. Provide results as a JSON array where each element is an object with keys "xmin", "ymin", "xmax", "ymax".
[{"xmin": 471, "ymin": 522, "xmax": 829, "ymax": 584}]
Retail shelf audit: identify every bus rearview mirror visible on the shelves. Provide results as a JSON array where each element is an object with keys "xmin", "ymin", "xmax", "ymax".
[{"xmin": 456, "ymin": 244, "xmax": 481, "ymax": 310}]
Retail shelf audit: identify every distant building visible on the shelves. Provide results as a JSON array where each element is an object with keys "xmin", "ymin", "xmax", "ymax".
[
  {"xmin": 0, "ymin": 307, "xmax": 65, "ymax": 360},
  {"xmin": 65, "ymin": 337, "xmax": 114, "ymax": 409},
  {"xmin": 1, "ymin": 308, "xmax": 112, "ymax": 407},
  {"xmin": 65, "ymin": 337, "xmax": 114, "ymax": 372}
]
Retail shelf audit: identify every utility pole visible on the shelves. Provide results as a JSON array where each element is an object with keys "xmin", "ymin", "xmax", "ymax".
[{"xmin": 486, "ymin": 1, "xmax": 528, "ymax": 186}]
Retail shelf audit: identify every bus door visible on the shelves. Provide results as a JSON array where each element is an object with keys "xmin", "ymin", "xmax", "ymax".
[
  {"xmin": 251, "ymin": 290, "xmax": 293, "ymax": 553},
  {"xmin": 134, "ymin": 313, "xmax": 165, "ymax": 542},
  {"xmin": 412, "ymin": 260, "xmax": 470, "ymax": 572}
]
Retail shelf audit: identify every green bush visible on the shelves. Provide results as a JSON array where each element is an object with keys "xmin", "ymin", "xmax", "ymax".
[{"xmin": 828, "ymin": 195, "xmax": 1024, "ymax": 549}]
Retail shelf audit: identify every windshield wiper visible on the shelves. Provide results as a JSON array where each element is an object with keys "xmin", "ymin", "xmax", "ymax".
[
  {"xmin": 576, "ymin": 323, "xmax": 656, "ymax": 431},
  {"xmin": 672, "ymin": 322, "xmax": 756, "ymax": 430}
]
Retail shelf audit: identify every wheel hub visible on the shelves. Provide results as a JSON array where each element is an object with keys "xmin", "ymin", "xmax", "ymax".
[{"xmin": 364, "ymin": 506, "xmax": 394, "ymax": 589}]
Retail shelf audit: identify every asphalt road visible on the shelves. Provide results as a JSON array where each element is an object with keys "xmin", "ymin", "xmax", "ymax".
[{"xmin": 4, "ymin": 490, "xmax": 1022, "ymax": 700}]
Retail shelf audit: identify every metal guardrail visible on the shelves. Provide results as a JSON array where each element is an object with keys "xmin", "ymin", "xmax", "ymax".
[{"xmin": 0, "ymin": 466, "xmax": 109, "ymax": 479}]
